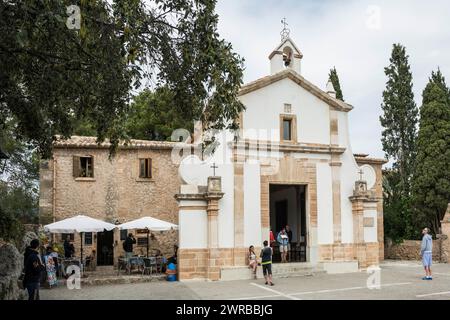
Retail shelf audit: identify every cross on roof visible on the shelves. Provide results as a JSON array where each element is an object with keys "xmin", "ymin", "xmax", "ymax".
[
  {"xmin": 211, "ymin": 162, "xmax": 218, "ymax": 176},
  {"xmin": 280, "ymin": 17, "xmax": 290, "ymax": 41}
]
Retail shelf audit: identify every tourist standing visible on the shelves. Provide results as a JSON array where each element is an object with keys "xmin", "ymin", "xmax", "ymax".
[
  {"xmin": 123, "ymin": 233, "xmax": 136, "ymax": 259},
  {"xmin": 248, "ymin": 245, "xmax": 258, "ymax": 279},
  {"xmin": 277, "ymin": 228, "xmax": 289, "ymax": 263},
  {"xmin": 285, "ymin": 225, "xmax": 293, "ymax": 262},
  {"xmin": 269, "ymin": 229, "xmax": 275, "ymax": 247},
  {"xmin": 260, "ymin": 241, "xmax": 274, "ymax": 286},
  {"xmin": 23, "ymin": 239, "xmax": 45, "ymax": 300},
  {"xmin": 421, "ymin": 227, "xmax": 433, "ymax": 280}
]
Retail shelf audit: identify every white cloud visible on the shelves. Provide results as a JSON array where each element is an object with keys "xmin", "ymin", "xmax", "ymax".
[{"xmin": 216, "ymin": 0, "xmax": 450, "ymax": 161}]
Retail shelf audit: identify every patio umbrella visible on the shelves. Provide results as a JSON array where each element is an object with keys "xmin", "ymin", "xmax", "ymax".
[
  {"xmin": 44, "ymin": 215, "xmax": 116, "ymax": 265},
  {"xmin": 117, "ymin": 217, "xmax": 178, "ymax": 257}
]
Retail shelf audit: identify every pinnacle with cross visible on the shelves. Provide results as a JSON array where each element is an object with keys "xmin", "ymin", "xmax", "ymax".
[
  {"xmin": 280, "ymin": 17, "xmax": 290, "ymax": 41},
  {"xmin": 358, "ymin": 168, "xmax": 364, "ymax": 181},
  {"xmin": 211, "ymin": 162, "xmax": 218, "ymax": 176}
]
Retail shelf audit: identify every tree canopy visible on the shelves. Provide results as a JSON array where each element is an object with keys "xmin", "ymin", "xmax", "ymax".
[
  {"xmin": 0, "ymin": 0, "xmax": 244, "ymax": 158},
  {"xmin": 412, "ymin": 70, "xmax": 450, "ymax": 234},
  {"xmin": 328, "ymin": 67, "xmax": 344, "ymax": 101}
]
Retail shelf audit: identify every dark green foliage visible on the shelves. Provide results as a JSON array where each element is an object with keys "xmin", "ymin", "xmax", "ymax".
[
  {"xmin": 380, "ymin": 44, "xmax": 418, "ymax": 196},
  {"xmin": 328, "ymin": 67, "xmax": 344, "ymax": 101},
  {"xmin": 411, "ymin": 70, "xmax": 450, "ymax": 234},
  {"xmin": 125, "ymin": 87, "xmax": 192, "ymax": 141},
  {"xmin": 0, "ymin": 0, "xmax": 244, "ymax": 158}
]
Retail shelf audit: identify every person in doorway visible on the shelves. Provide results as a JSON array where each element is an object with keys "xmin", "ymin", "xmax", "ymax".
[
  {"xmin": 269, "ymin": 229, "xmax": 275, "ymax": 247},
  {"xmin": 420, "ymin": 227, "xmax": 433, "ymax": 280},
  {"xmin": 260, "ymin": 241, "xmax": 274, "ymax": 286},
  {"xmin": 23, "ymin": 239, "xmax": 45, "ymax": 300},
  {"xmin": 277, "ymin": 228, "xmax": 289, "ymax": 263},
  {"xmin": 248, "ymin": 245, "xmax": 258, "ymax": 279},
  {"xmin": 285, "ymin": 225, "xmax": 293, "ymax": 262}
]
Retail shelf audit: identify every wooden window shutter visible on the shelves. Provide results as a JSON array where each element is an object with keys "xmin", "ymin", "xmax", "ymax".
[
  {"xmin": 148, "ymin": 158, "xmax": 152, "ymax": 179},
  {"xmin": 139, "ymin": 159, "xmax": 145, "ymax": 178},
  {"xmin": 90, "ymin": 156, "xmax": 94, "ymax": 178},
  {"xmin": 73, "ymin": 156, "xmax": 80, "ymax": 177}
]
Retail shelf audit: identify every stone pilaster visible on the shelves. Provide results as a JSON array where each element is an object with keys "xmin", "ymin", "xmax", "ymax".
[{"xmin": 440, "ymin": 204, "xmax": 450, "ymax": 263}]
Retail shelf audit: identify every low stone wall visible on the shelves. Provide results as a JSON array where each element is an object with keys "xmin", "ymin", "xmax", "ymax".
[{"xmin": 385, "ymin": 239, "xmax": 441, "ymax": 261}]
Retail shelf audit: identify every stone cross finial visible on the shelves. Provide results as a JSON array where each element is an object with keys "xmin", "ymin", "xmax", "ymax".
[
  {"xmin": 280, "ymin": 18, "xmax": 290, "ymax": 41},
  {"xmin": 210, "ymin": 162, "xmax": 218, "ymax": 176},
  {"xmin": 358, "ymin": 168, "xmax": 364, "ymax": 181}
]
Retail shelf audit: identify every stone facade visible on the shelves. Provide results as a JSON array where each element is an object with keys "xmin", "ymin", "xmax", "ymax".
[{"xmin": 39, "ymin": 136, "xmax": 181, "ymax": 262}]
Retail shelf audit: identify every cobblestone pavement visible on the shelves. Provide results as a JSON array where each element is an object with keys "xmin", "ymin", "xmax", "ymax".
[{"xmin": 40, "ymin": 261, "xmax": 450, "ymax": 300}]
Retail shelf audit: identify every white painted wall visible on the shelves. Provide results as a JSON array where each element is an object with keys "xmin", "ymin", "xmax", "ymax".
[
  {"xmin": 316, "ymin": 162, "xmax": 334, "ymax": 244},
  {"xmin": 243, "ymin": 162, "xmax": 262, "ymax": 247},
  {"xmin": 364, "ymin": 209, "xmax": 378, "ymax": 243},
  {"xmin": 338, "ymin": 111, "xmax": 359, "ymax": 244},
  {"xmin": 240, "ymin": 78, "xmax": 331, "ymax": 145},
  {"xmin": 179, "ymin": 210, "xmax": 207, "ymax": 248}
]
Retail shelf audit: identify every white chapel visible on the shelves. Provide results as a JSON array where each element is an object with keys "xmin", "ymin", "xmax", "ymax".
[{"xmin": 175, "ymin": 34, "xmax": 386, "ymax": 281}]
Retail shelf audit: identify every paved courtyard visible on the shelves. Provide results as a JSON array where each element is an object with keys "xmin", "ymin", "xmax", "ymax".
[{"xmin": 40, "ymin": 261, "xmax": 450, "ymax": 300}]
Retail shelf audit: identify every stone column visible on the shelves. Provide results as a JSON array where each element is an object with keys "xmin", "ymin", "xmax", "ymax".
[
  {"xmin": 205, "ymin": 177, "xmax": 224, "ymax": 281},
  {"xmin": 440, "ymin": 204, "xmax": 450, "ymax": 263}
]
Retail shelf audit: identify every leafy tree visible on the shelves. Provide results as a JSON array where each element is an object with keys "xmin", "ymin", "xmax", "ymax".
[
  {"xmin": 380, "ymin": 44, "xmax": 418, "ymax": 195},
  {"xmin": 328, "ymin": 67, "xmax": 344, "ymax": 101},
  {"xmin": 0, "ymin": 0, "xmax": 244, "ymax": 158},
  {"xmin": 125, "ymin": 87, "xmax": 192, "ymax": 141},
  {"xmin": 411, "ymin": 70, "xmax": 450, "ymax": 234}
]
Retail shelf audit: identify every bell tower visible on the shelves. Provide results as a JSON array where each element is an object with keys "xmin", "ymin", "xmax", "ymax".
[{"xmin": 269, "ymin": 19, "xmax": 303, "ymax": 75}]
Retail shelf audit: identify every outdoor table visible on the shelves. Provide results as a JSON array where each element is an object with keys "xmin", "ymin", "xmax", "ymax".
[{"xmin": 117, "ymin": 257, "xmax": 144, "ymax": 275}]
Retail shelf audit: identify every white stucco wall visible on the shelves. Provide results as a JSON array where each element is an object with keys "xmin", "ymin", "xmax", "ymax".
[
  {"xmin": 316, "ymin": 162, "xmax": 334, "ymax": 244},
  {"xmin": 243, "ymin": 162, "xmax": 262, "ymax": 247},
  {"xmin": 179, "ymin": 210, "xmax": 207, "ymax": 248},
  {"xmin": 338, "ymin": 112, "xmax": 359, "ymax": 244},
  {"xmin": 240, "ymin": 78, "xmax": 331, "ymax": 145},
  {"xmin": 364, "ymin": 209, "xmax": 378, "ymax": 243}
]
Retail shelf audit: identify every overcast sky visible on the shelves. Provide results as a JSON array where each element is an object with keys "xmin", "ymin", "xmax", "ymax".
[{"xmin": 215, "ymin": 0, "xmax": 450, "ymax": 161}]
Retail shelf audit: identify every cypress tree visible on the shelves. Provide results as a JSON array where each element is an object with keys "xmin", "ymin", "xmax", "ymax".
[
  {"xmin": 380, "ymin": 44, "xmax": 418, "ymax": 195},
  {"xmin": 328, "ymin": 67, "xmax": 344, "ymax": 101},
  {"xmin": 412, "ymin": 70, "xmax": 450, "ymax": 234}
]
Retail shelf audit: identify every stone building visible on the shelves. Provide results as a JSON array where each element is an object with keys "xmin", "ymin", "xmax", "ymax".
[{"xmin": 39, "ymin": 138, "xmax": 180, "ymax": 264}]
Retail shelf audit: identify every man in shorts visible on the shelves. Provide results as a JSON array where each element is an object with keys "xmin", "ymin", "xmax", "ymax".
[
  {"xmin": 277, "ymin": 228, "xmax": 289, "ymax": 263},
  {"xmin": 260, "ymin": 240, "xmax": 274, "ymax": 286},
  {"xmin": 420, "ymin": 227, "xmax": 433, "ymax": 280}
]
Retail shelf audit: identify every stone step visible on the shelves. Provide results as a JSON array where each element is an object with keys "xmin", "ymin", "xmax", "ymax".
[{"xmin": 220, "ymin": 263, "xmax": 324, "ymax": 281}]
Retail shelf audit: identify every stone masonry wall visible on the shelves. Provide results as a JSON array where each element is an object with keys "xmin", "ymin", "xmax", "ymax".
[
  {"xmin": 39, "ymin": 145, "xmax": 181, "ymax": 260},
  {"xmin": 385, "ymin": 240, "xmax": 441, "ymax": 261}
]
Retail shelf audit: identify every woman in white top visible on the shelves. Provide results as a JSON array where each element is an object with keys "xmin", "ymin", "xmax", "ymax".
[{"xmin": 248, "ymin": 245, "xmax": 258, "ymax": 279}]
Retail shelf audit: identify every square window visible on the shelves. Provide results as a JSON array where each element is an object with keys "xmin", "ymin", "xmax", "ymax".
[
  {"xmin": 284, "ymin": 103, "xmax": 292, "ymax": 113},
  {"xmin": 73, "ymin": 156, "xmax": 94, "ymax": 178},
  {"xmin": 84, "ymin": 232, "xmax": 93, "ymax": 245},
  {"xmin": 139, "ymin": 158, "xmax": 152, "ymax": 178}
]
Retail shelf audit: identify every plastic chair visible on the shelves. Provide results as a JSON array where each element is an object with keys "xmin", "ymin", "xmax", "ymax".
[{"xmin": 142, "ymin": 257, "xmax": 157, "ymax": 276}]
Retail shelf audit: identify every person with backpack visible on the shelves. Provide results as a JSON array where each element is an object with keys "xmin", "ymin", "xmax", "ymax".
[
  {"xmin": 23, "ymin": 239, "xmax": 45, "ymax": 300},
  {"xmin": 260, "ymin": 240, "xmax": 274, "ymax": 286}
]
